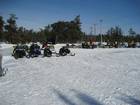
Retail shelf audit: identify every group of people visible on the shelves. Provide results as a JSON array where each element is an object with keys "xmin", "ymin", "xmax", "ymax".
[{"xmin": 12, "ymin": 42, "xmax": 72, "ymax": 59}]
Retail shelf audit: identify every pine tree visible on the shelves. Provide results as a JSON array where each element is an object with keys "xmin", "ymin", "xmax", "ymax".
[
  {"xmin": 0, "ymin": 16, "xmax": 4, "ymax": 41},
  {"xmin": 5, "ymin": 14, "xmax": 18, "ymax": 43}
]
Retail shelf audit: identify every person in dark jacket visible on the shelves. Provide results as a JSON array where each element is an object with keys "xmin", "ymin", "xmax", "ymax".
[{"xmin": 42, "ymin": 42, "xmax": 48, "ymax": 49}]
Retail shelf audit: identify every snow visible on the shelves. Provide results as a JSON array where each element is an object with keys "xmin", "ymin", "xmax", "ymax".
[
  {"xmin": 0, "ymin": 43, "xmax": 14, "ymax": 56},
  {"xmin": 0, "ymin": 44, "xmax": 140, "ymax": 105},
  {"xmin": 0, "ymin": 43, "xmax": 14, "ymax": 49}
]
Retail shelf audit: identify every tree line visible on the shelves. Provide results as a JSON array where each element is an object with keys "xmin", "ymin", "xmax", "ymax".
[
  {"xmin": 0, "ymin": 14, "xmax": 140, "ymax": 44},
  {"xmin": 92, "ymin": 26, "xmax": 140, "ymax": 46},
  {"xmin": 0, "ymin": 14, "xmax": 84, "ymax": 44}
]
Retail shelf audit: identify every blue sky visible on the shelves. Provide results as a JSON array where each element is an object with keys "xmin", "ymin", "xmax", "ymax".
[{"xmin": 0, "ymin": 0, "xmax": 140, "ymax": 34}]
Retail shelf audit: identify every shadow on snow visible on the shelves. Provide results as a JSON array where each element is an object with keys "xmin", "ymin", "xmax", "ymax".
[
  {"xmin": 53, "ymin": 88, "xmax": 103, "ymax": 105},
  {"xmin": 116, "ymin": 93, "xmax": 140, "ymax": 105}
]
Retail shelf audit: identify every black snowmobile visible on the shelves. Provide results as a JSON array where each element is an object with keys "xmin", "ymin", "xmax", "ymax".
[
  {"xmin": 59, "ymin": 46, "xmax": 75, "ymax": 56},
  {"xmin": 44, "ymin": 48, "xmax": 52, "ymax": 57},
  {"xmin": 12, "ymin": 44, "xmax": 27, "ymax": 59},
  {"xmin": 43, "ymin": 44, "xmax": 59, "ymax": 57},
  {"xmin": 28, "ymin": 43, "xmax": 41, "ymax": 58},
  {"xmin": 43, "ymin": 45, "xmax": 75, "ymax": 57}
]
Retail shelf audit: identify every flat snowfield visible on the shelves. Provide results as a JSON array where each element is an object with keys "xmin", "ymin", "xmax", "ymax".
[{"xmin": 0, "ymin": 46, "xmax": 140, "ymax": 105}]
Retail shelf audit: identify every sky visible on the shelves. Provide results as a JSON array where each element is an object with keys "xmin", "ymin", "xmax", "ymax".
[{"xmin": 0, "ymin": 0, "xmax": 140, "ymax": 35}]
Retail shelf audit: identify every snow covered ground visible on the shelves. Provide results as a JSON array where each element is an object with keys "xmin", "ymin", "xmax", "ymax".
[
  {"xmin": 0, "ymin": 44, "xmax": 140, "ymax": 105},
  {"xmin": 0, "ymin": 43, "xmax": 14, "ymax": 56}
]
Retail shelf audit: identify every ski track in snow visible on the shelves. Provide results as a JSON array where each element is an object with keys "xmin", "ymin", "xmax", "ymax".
[{"xmin": 0, "ymin": 45, "xmax": 140, "ymax": 105}]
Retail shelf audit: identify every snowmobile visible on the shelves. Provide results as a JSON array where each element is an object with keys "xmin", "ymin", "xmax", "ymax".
[
  {"xmin": 27, "ymin": 43, "xmax": 41, "ymax": 58},
  {"xmin": 43, "ymin": 44, "xmax": 75, "ymax": 57},
  {"xmin": 59, "ymin": 46, "xmax": 75, "ymax": 56},
  {"xmin": 12, "ymin": 44, "xmax": 27, "ymax": 59},
  {"xmin": 43, "ymin": 44, "xmax": 59, "ymax": 57},
  {"xmin": 44, "ymin": 48, "xmax": 52, "ymax": 57}
]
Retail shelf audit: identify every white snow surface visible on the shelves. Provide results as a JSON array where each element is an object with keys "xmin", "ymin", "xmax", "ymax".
[
  {"xmin": 0, "ymin": 43, "xmax": 14, "ymax": 56},
  {"xmin": 0, "ymin": 44, "xmax": 140, "ymax": 105},
  {"xmin": 0, "ymin": 43, "xmax": 14, "ymax": 49}
]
